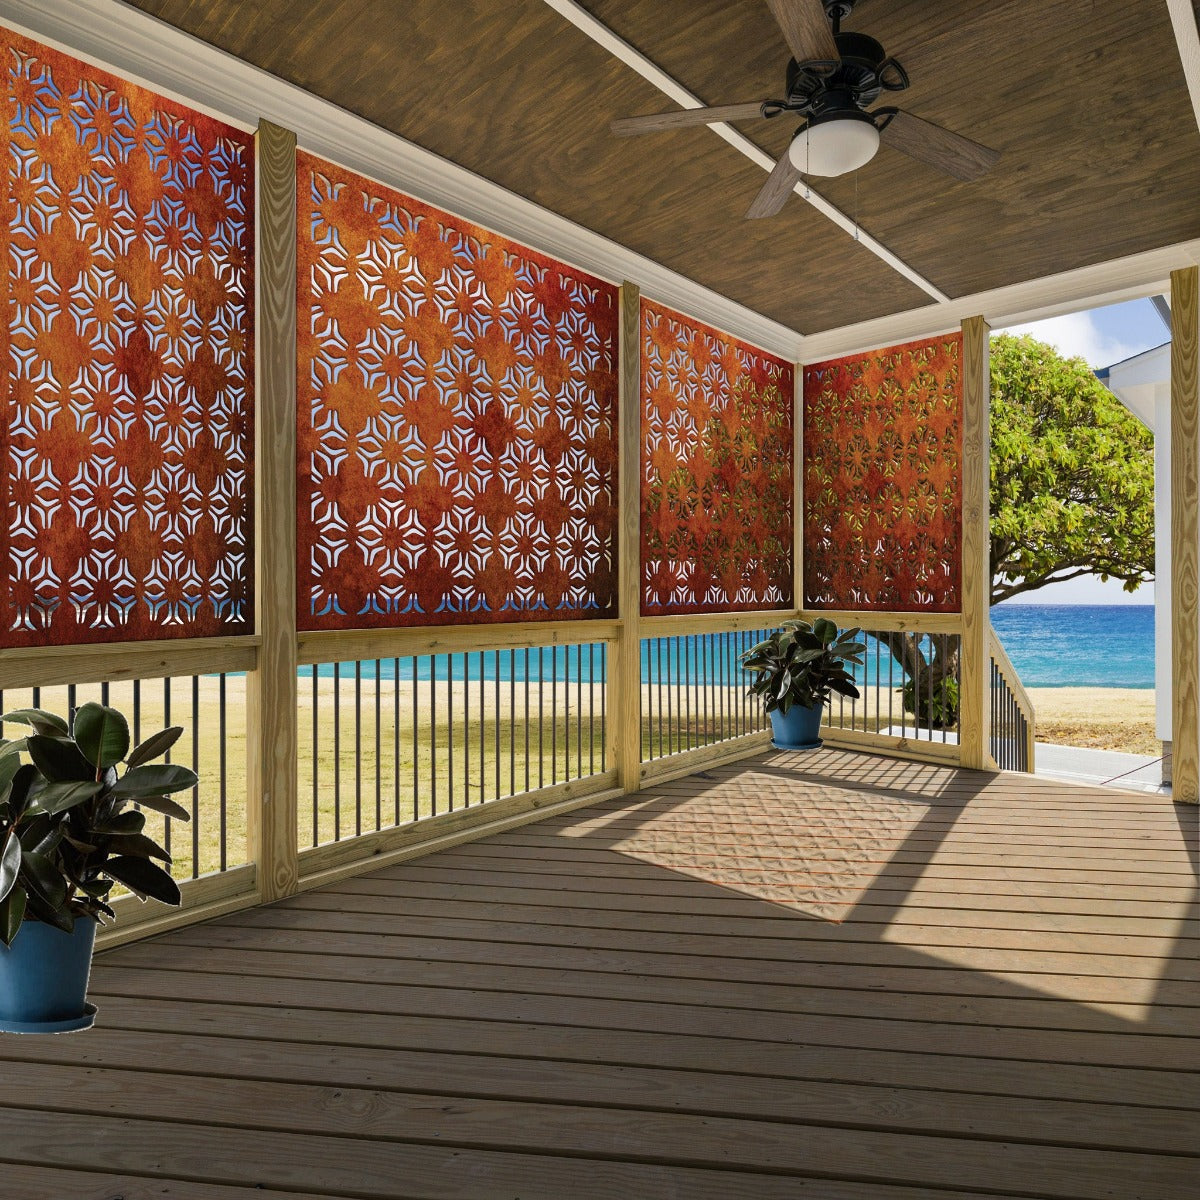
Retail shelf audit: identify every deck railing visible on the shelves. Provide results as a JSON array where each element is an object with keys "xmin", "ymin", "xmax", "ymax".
[
  {"xmin": 989, "ymin": 626, "xmax": 1036, "ymax": 772},
  {"xmin": 640, "ymin": 628, "xmax": 771, "ymax": 764},
  {"xmin": 298, "ymin": 643, "xmax": 610, "ymax": 851}
]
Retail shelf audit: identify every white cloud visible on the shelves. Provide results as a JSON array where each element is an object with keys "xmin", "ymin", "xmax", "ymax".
[{"xmin": 997, "ymin": 310, "xmax": 1139, "ymax": 369}]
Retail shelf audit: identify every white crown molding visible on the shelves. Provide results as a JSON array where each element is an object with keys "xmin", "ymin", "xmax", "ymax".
[
  {"xmin": 800, "ymin": 239, "xmax": 1200, "ymax": 362},
  {"xmin": 0, "ymin": 0, "xmax": 805, "ymax": 359},
  {"xmin": 541, "ymin": 0, "xmax": 949, "ymax": 305}
]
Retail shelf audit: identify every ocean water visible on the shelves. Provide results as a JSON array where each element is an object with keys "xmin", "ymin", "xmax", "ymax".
[
  {"xmin": 307, "ymin": 605, "xmax": 1156, "ymax": 690},
  {"xmin": 990, "ymin": 604, "xmax": 1155, "ymax": 689}
]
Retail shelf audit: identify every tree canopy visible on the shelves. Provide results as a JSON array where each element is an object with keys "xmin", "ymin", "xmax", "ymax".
[{"xmin": 989, "ymin": 333, "xmax": 1155, "ymax": 606}]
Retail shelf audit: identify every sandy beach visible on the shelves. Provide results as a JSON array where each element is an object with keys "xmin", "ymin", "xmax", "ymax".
[{"xmin": 1028, "ymin": 687, "xmax": 1159, "ymax": 756}]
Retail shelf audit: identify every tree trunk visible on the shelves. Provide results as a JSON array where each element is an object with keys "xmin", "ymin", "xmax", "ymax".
[{"xmin": 875, "ymin": 632, "xmax": 961, "ymax": 730}]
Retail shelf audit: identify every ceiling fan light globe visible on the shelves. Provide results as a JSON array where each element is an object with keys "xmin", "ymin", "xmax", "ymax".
[{"xmin": 788, "ymin": 116, "xmax": 880, "ymax": 177}]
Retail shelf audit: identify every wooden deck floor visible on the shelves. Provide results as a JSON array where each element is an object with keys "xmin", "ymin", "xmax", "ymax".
[{"xmin": 1, "ymin": 747, "xmax": 1197, "ymax": 1199}]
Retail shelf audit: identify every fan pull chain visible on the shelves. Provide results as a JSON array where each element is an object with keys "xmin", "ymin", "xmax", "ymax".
[{"xmin": 854, "ymin": 170, "xmax": 860, "ymax": 242}]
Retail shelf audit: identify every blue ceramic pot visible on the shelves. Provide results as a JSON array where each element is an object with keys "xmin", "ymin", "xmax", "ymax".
[
  {"xmin": 0, "ymin": 916, "xmax": 98, "ymax": 1033},
  {"xmin": 770, "ymin": 700, "xmax": 824, "ymax": 750}
]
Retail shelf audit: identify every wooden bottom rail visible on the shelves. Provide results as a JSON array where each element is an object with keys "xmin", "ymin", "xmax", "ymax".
[
  {"xmin": 296, "ymin": 770, "xmax": 622, "ymax": 892},
  {"xmin": 97, "ymin": 864, "xmax": 258, "ymax": 952}
]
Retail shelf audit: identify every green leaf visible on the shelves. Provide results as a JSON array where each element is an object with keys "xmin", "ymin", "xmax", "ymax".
[
  {"xmin": 77, "ymin": 878, "xmax": 113, "ymax": 899},
  {"xmin": 6, "ymin": 764, "xmax": 41, "ymax": 821},
  {"xmin": 26, "ymin": 735, "xmax": 95, "ymax": 784},
  {"xmin": 0, "ymin": 739, "xmax": 25, "ymax": 761},
  {"xmin": 0, "ymin": 829, "xmax": 21, "ymax": 904},
  {"xmin": 0, "ymin": 883, "xmax": 26, "ymax": 946},
  {"xmin": 0, "ymin": 709, "xmax": 68, "ymax": 736},
  {"xmin": 112, "ymin": 763, "xmax": 198, "ymax": 799},
  {"xmin": 124, "ymin": 794, "xmax": 191, "ymax": 823},
  {"xmin": 29, "ymin": 778, "xmax": 105, "ymax": 816},
  {"xmin": 126, "ymin": 726, "xmax": 184, "ymax": 769},
  {"xmin": 94, "ymin": 809, "xmax": 146, "ymax": 835},
  {"xmin": 102, "ymin": 856, "xmax": 181, "ymax": 906},
  {"xmin": 72, "ymin": 703, "xmax": 131, "ymax": 770},
  {"xmin": 23, "ymin": 887, "xmax": 73, "ymax": 932},
  {"xmin": 103, "ymin": 832, "xmax": 171, "ymax": 863},
  {"xmin": 20, "ymin": 849, "xmax": 67, "ymax": 912}
]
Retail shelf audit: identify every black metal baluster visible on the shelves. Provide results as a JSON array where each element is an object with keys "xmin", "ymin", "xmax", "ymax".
[
  {"xmin": 429, "ymin": 657, "xmax": 436, "ymax": 818},
  {"xmin": 354, "ymin": 660, "xmax": 362, "ymax": 837},
  {"xmin": 333, "ymin": 662, "xmax": 341, "ymax": 839},
  {"xmin": 162, "ymin": 678, "xmax": 172, "ymax": 859},
  {"xmin": 448, "ymin": 651, "xmax": 455, "ymax": 810},
  {"xmin": 413, "ymin": 656, "xmax": 421, "ymax": 822},
  {"xmin": 393, "ymin": 657, "xmax": 401, "ymax": 827},
  {"xmin": 375, "ymin": 658, "xmax": 382, "ymax": 831},
  {"xmin": 219, "ymin": 673, "xmax": 227, "ymax": 871},
  {"xmin": 475, "ymin": 648, "xmax": 480, "ymax": 806},
  {"xmin": 191, "ymin": 676, "xmax": 200, "ymax": 877},
  {"xmin": 524, "ymin": 646, "xmax": 531, "ymax": 793},
  {"xmin": 311, "ymin": 665, "xmax": 319, "ymax": 846}
]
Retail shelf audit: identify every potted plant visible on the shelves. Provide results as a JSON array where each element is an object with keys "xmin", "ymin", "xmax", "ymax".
[
  {"xmin": 741, "ymin": 618, "xmax": 866, "ymax": 750},
  {"xmin": 0, "ymin": 703, "xmax": 194, "ymax": 1033}
]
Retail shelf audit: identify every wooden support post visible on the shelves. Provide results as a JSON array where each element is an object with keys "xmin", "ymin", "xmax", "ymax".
[
  {"xmin": 613, "ymin": 281, "xmax": 643, "ymax": 792},
  {"xmin": 958, "ymin": 316, "xmax": 991, "ymax": 770},
  {"xmin": 1170, "ymin": 266, "xmax": 1200, "ymax": 804},
  {"xmin": 793, "ymin": 364, "xmax": 804, "ymax": 610},
  {"xmin": 246, "ymin": 120, "xmax": 300, "ymax": 898}
]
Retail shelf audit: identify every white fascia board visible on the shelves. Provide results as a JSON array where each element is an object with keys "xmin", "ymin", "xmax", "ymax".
[
  {"xmin": 800, "ymin": 241, "xmax": 1200, "ymax": 362},
  {"xmin": 0, "ymin": 0, "xmax": 805, "ymax": 360}
]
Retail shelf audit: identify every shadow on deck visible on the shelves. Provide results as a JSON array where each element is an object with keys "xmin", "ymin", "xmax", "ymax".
[{"xmin": 0, "ymin": 747, "xmax": 1196, "ymax": 1198}]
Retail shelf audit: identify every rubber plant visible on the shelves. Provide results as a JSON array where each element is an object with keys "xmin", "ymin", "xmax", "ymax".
[
  {"xmin": 0, "ymin": 704, "xmax": 194, "ymax": 945},
  {"xmin": 741, "ymin": 618, "xmax": 866, "ymax": 713}
]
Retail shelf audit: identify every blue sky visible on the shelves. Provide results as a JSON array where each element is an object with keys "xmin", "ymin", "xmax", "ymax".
[{"xmin": 995, "ymin": 297, "xmax": 1166, "ymax": 606}]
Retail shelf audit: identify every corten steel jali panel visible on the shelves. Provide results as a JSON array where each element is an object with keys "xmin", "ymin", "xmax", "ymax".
[
  {"xmin": 296, "ymin": 152, "xmax": 619, "ymax": 629},
  {"xmin": 640, "ymin": 299, "xmax": 794, "ymax": 616},
  {"xmin": 0, "ymin": 30, "xmax": 255, "ymax": 647},
  {"xmin": 803, "ymin": 334, "xmax": 962, "ymax": 613}
]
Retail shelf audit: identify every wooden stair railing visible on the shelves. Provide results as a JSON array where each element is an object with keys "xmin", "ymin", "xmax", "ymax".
[{"xmin": 988, "ymin": 625, "xmax": 1036, "ymax": 772}]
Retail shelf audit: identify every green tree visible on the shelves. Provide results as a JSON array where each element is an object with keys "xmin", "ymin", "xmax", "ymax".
[
  {"xmin": 894, "ymin": 333, "xmax": 1155, "ymax": 726},
  {"xmin": 990, "ymin": 333, "xmax": 1155, "ymax": 604}
]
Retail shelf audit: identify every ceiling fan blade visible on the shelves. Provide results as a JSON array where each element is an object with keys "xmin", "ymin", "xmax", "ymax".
[
  {"xmin": 611, "ymin": 103, "xmax": 768, "ymax": 136},
  {"xmin": 879, "ymin": 110, "xmax": 1000, "ymax": 182},
  {"xmin": 746, "ymin": 149, "xmax": 802, "ymax": 220},
  {"xmin": 765, "ymin": 0, "xmax": 839, "ymax": 65}
]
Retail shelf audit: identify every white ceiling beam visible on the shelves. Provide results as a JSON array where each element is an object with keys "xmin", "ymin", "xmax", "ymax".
[
  {"xmin": 1167, "ymin": 0, "xmax": 1200, "ymax": 135},
  {"xmin": 0, "ymin": 0, "xmax": 804, "ymax": 358},
  {"xmin": 541, "ymin": 0, "xmax": 949, "ymax": 305},
  {"xmin": 800, "ymin": 239, "xmax": 1200, "ymax": 362}
]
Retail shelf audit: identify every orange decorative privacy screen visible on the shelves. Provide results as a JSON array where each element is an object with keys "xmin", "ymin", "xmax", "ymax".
[
  {"xmin": 0, "ymin": 31, "xmax": 255, "ymax": 647},
  {"xmin": 803, "ymin": 334, "xmax": 962, "ymax": 612},
  {"xmin": 641, "ymin": 300, "xmax": 794, "ymax": 616},
  {"xmin": 296, "ymin": 153, "xmax": 618, "ymax": 628}
]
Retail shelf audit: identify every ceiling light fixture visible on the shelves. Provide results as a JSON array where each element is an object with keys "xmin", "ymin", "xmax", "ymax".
[{"xmin": 788, "ymin": 111, "xmax": 880, "ymax": 178}]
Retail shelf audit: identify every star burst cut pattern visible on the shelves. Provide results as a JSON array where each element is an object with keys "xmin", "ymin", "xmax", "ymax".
[
  {"xmin": 296, "ymin": 153, "xmax": 618, "ymax": 628},
  {"xmin": 640, "ymin": 299, "xmax": 794, "ymax": 616},
  {"xmin": 803, "ymin": 333, "xmax": 962, "ymax": 612},
  {"xmin": 0, "ymin": 30, "xmax": 255, "ymax": 647}
]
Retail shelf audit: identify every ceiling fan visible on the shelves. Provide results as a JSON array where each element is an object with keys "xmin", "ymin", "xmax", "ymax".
[{"xmin": 611, "ymin": 0, "xmax": 1000, "ymax": 219}]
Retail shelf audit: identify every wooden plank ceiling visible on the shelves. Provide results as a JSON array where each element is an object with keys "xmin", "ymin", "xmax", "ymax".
[{"xmin": 124, "ymin": 0, "xmax": 1200, "ymax": 335}]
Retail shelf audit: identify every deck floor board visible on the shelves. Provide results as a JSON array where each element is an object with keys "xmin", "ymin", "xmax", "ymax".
[{"xmin": 1, "ymin": 747, "xmax": 1196, "ymax": 1198}]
